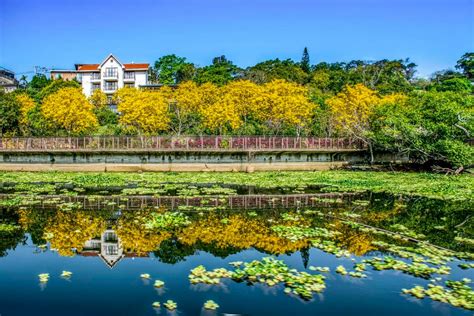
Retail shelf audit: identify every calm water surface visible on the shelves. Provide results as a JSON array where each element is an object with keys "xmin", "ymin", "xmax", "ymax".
[{"xmin": 0, "ymin": 187, "xmax": 472, "ymax": 316}]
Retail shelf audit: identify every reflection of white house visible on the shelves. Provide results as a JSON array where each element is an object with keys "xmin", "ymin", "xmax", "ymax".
[
  {"xmin": 82, "ymin": 229, "xmax": 124, "ymax": 268},
  {"xmin": 76, "ymin": 54, "xmax": 149, "ymax": 97},
  {"xmin": 80, "ymin": 228, "xmax": 149, "ymax": 268}
]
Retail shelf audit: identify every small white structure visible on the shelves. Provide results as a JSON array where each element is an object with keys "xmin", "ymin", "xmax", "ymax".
[
  {"xmin": 82, "ymin": 229, "xmax": 124, "ymax": 268},
  {"xmin": 77, "ymin": 54, "xmax": 149, "ymax": 97}
]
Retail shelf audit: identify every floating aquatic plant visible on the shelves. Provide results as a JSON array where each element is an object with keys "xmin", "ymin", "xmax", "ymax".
[
  {"xmin": 140, "ymin": 273, "xmax": 151, "ymax": 279},
  {"xmin": 152, "ymin": 302, "xmax": 161, "ymax": 308},
  {"xmin": 272, "ymin": 225, "xmax": 339, "ymax": 242},
  {"xmin": 154, "ymin": 280, "xmax": 165, "ymax": 288},
  {"xmin": 61, "ymin": 271, "xmax": 72, "ymax": 278},
  {"xmin": 203, "ymin": 300, "xmax": 219, "ymax": 310},
  {"xmin": 309, "ymin": 266, "xmax": 330, "ymax": 273},
  {"xmin": 459, "ymin": 263, "xmax": 474, "ymax": 270},
  {"xmin": 335, "ymin": 266, "xmax": 347, "ymax": 275},
  {"xmin": 349, "ymin": 271, "xmax": 367, "ymax": 278},
  {"xmin": 231, "ymin": 257, "xmax": 326, "ymax": 300},
  {"xmin": 38, "ymin": 273, "xmax": 49, "ymax": 283},
  {"xmin": 163, "ymin": 300, "xmax": 177, "ymax": 310},
  {"xmin": 144, "ymin": 212, "xmax": 190, "ymax": 230},
  {"xmin": 189, "ymin": 265, "xmax": 232, "ymax": 285},
  {"xmin": 403, "ymin": 279, "xmax": 474, "ymax": 310}
]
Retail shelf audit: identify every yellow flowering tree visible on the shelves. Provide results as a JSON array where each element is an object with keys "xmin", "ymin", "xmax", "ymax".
[
  {"xmin": 15, "ymin": 93, "xmax": 35, "ymax": 127},
  {"xmin": 41, "ymin": 87, "xmax": 98, "ymax": 135},
  {"xmin": 116, "ymin": 88, "xmax": 170, "ymax": 134},
  {"xmin": 171, "ymin": 81, "xmax": 203, "ymax": 135},
  {"xmin": 88, "ymin": 89, "xmax": 108, "ymax": 108},
  {"xmin": 221, "ymin": 80, "xmax": 265, "ymax": 133},
  {"xmin": 261, "ymin": 80, "xmax": 315, "ymax": 135},
  {"xmin": 326, "ymin": 84, "xmax": 406, "ymax": 161},
  {"xmin": 198, "ymin": 83, "xmax": 241, "ymax": 134}
]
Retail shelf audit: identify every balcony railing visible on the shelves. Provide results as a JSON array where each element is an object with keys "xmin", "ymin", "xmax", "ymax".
[{"xmin": 103, "ymin": 72, "xmax": 118, "ymax": 79}]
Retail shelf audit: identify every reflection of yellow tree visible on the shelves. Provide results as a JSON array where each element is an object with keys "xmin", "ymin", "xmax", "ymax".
[
  {"xmin": 18, "ymin": 209, "xmax": 34, "ymax": 230},
  {"xmin": 44, "ymin": 211, "xmax": 106, "ymax": 256},
  {"xmin": 333, "ymin": 220, "xmax": 375, "ymax": 256},
  {"xmin": 179, "ymin": 214, "xmax": 308, "ymax": 254},
  {"xmin": 115, "ymin": 210, "xmax": 171, "ymax": 255}
]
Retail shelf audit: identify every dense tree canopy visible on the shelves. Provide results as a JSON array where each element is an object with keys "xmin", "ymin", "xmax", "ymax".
[
  {"xmin": 194, "ymin": 56, "xmax": 242, "ymax": 85},
  {"xmin": 41, "ymin": 87, "xmax": 98, "ymax": 135},
  {"xmin": 0, "ymin": 91, "xmax": 21, "ymax": 136},
  {"xmin": 150, "ymin": 54, "xmax": 196, "ymax": 84},
  {"xmin": 1, "ymin": 51, "xmax": 473, "ymax": 168}
]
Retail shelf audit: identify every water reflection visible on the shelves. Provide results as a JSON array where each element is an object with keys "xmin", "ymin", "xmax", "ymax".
[
  {"xmin": 0, "ymin": 192, "xmax": 473, "ymax": 315},
  {"xmin": 1, "ymin": 193, "xmax": 471, "ymax": 263}
]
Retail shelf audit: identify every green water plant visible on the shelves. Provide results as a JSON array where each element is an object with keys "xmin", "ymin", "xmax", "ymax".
[
  {"xmin": 38, "ymin": 273, "xmax": 49, "ymax": 283},
  {"xmin": 309, "ymin": 266, "xmax": 330, "ymax": 273},
  {"xmin": 154, "ymin": 280, "xmax": 165, "ymax": 288},
  {"xmin": 152, "ymin": 302, "xmax": 161, "ymax": 308},
  {"xmin": 189, "ymin": 265, "xmax": 232, "ymax": 285},
  {"xmin": 60, "ymin": 271, "xmax": 72, "ymax": 278},
  {"xmin": 203, "ymin": 300, "xmax": 219, "ymax": 310},
  {"xmin": 140, "ymin": 273, "xmax": 151, "ymax": 279},
  {"xmin": 335, "ymin": 265, "xmax": 347, "ymax": 275},
  {"xmin": 144, "ymin": 212, "xmax": 190, "ymax": 230},
  {"xmin": 163, "ymin": 300, "xmax": 177, "ymax": 310},
  {"xmin": 231, "ymin": 257, "xmax": 326, "ymax": 300},
  {"xmin": 403, "ymin": 279, "xmax": 473, "ymax": 310}
]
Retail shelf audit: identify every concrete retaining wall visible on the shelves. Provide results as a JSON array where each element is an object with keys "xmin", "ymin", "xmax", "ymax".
[{"xmin": 0, "ymin": 150, "xmax": 407, "ymax": 172}]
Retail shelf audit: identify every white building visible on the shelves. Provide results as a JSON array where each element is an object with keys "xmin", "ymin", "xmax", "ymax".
[{"xmin": 77, "ymin": 54, "xmax": 149, "ymax": 97}]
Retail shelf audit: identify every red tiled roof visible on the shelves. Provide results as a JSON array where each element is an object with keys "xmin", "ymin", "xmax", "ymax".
[
  {"xmin": 77, "ymin": 63, "xmax": 149, "ymax": 71},
  {"xmin": 124, "ymin": 63, "xmax": 149, "ymax": 70},
  {"xmin": 77, "ymin": 64, "xmax": 99, "ymax": 71}
]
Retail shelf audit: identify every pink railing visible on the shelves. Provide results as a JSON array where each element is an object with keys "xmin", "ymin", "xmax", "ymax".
[{"xmin": 0, "ymin": 136, "xmax": 366, "ymax": 152}]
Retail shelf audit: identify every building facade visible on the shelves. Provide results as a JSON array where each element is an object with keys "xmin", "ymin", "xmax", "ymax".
[
  {"xmin": 50, "ymin": 70, "xmax": 78, "ymax": 81},
  {"xmin": 0, "ymin": 67, "xmax": 19, "ymax": 92},
  {"xmin": 77, "ymin": 54, "xmax": 149, "ymax": 97}
]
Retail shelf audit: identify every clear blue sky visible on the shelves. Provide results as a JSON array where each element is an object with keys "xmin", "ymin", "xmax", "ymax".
[{"xmin": 1, "ymin": 0, "xmax": 473, "ymax": 78}]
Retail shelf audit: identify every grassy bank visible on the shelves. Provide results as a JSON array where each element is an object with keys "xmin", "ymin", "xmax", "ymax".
[{"xmin": 0, "ymin": 171, "xmax": 472, "ymax": 201}]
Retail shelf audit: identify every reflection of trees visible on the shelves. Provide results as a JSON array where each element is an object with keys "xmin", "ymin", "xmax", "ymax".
[
  {"xmin": 153, "ymin": 238, "xmax": 196, "ymax": 264},
  {"xmin": 43, "ymin": 211, "xmax": 106, "ymax": 256},
  {"xmin": 361, "ymin": 197, "xmax": 474, "ymax": 252},
  {"xmin": 398, "ymin": 198, "xmax": 474, "ymax": 252},
  {"xmin": 179, "ymin": 213, "xmax": 309, "ymax": 254},
  {"xmin": 0, "ymin": 209, "xmax": 26, "ymax": 257},
  {"xmin": 332, "ymin": 220, "xmax": 376, "ymax": 256},
  {"xmin": 115, "ymin": 210, "xmax": 171, "ymax": 255},
  {"xmin": 18, "ymin": 209, "xmax": 51, "ymax": 245}
]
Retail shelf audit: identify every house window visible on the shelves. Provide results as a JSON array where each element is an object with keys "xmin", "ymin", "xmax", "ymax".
[
  {"xmin": 124, "ymin": 71, "xmax": 135, "ymax": 80},
  {"xmin": 124, "ymin": 83, "xmax": 135, "ymax": 88},
  {"xmin": 104, "ymin": 82, "xmax": 118, "ymax": 91},
  {"xmin": 91, "ymin": 83, "xmax": 100, "ymax": 93},
  {"xmin": 106, "ymin": 245, "xmax": 118, "ymax": 255},
  {"xmin": 104, "ymin": 67, "xmax": 117, "ymax": 78}
]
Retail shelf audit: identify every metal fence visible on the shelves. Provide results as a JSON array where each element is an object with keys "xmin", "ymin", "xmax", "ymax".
[{"xmin": 0, "ymin": 136, "xmax": 366, "ymax": 152}]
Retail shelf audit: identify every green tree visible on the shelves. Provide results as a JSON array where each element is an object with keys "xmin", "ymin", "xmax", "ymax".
[
  {"xmin": 0, "ymin": 90, "xmax": 21, "ymax": 136},
  {"xmin": 194, "ymin": 55, "xmax": 241, "ymax": 86},
  {"xmin": 26, "ymin": 74, "xmax": 51, "ymax": 101},
  {"xmin": 300, "ymin": 47, "xmax": 311, "ymax": 73},
  {"xmin": 430, "ymin": 77, "xmax": 472, "ymax": 93},
  {"xmin": 151, "ymin": 54, "xmax": 195, "ymax": 84},
  {"xmin": 456, "ymin": 52, "xmax": 474, "ymax": 80},
  {"xmin": 345, "ymin": 59, "xmax": 415, "ymax": 94},
  {"xmin": 38, "ymin": 78, "xmax": 81, "ymax": 101},
  {"xmin": 244, "ymin": 59, "xmax": 308, "ymax": 84},
  {"xmin": 370, "ymin": 91, "xmax": 474, "ymax": 168}
]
